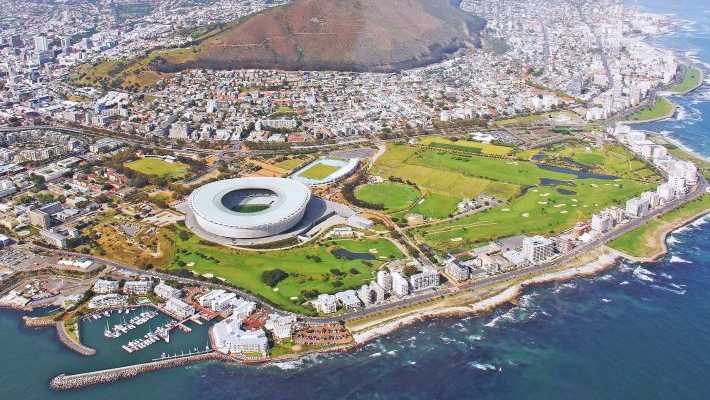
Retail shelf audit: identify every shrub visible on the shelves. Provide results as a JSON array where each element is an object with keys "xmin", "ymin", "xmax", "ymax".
[{"xmin": 261, "ymin": 269, "xmax": 289, "ymax": 287}]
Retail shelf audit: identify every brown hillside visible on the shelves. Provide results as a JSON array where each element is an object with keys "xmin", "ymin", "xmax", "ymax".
[{"xmin": 153, "ymin": 0, "xmax": 485, "ymax": 72}]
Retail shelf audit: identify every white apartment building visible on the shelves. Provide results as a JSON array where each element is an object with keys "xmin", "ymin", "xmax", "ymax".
[
  {"xmin": 314, "ymin": 294, "xmax": 337, "ymax": 314},
  {"xmin": 410, "ymin": 270, "xmax": 440, "ymax": 291},
  {"xmin": 154, "ymin": 281, "xmax": 181, "ymax": 299},
  {"xmin": 164, "ymin": 297, "xmax": 195, "ymax": 319},
  {"xmin": 391, "ymin": 271, "xmax": 410, "ymax": 297},
  {"xmin": 124, "ymin": 280, "xmax": 153, "ymax": 295},
  {"xmin": 522, "ymin": 236, "xmax": 556, "ymax": 264},
  {"xmin": 377, "ymin": 269, "xmax": 393, "ymax": 292},
  {"xmin": 93, "ymin": 279, "xmax": 119, "ymax": 294}
]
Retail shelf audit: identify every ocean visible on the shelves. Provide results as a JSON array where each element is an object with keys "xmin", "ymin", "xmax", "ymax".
[{"xmin": 2, "ymin": 0, "xmax": 710, "ymax": 399}]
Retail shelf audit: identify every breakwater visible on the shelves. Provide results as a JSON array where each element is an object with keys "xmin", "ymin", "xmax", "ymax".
[
  {"xmin": 55, "ymin": 322, "xmax": 96, "ymax": 356},
  {"xmin": 23, "ymin": 315, "xmax": 57, "ymax": 328},
  {"xmin": 49, "ymin": 351, "xmax": 230, "ymax": 391}
]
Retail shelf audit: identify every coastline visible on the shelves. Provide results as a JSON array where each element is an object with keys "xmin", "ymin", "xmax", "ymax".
[{"xmin": 610, "ymin": 209, "xmax": 710, "ymax": 263}]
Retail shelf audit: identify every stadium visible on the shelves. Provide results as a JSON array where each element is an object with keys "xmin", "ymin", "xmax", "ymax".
[{"xmin": 188, "ymin": 177, "xmax": 312, "ymax": 239}]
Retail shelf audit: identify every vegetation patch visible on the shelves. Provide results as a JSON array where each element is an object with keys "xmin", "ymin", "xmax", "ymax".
[
  {"xmin": 298, "ymin": 163, "xmax": 340, "ymax": 180},
  {"xmin": 608, "ymin": 195, "xmax": 710, "ymax": 258},
  {"xmin": 354, "ymin": 182, "xmax": 420, "ymax": 212},
  {"xmin": 166, "ymin": 227, "xmax": 404, "ymax": 314},
  {"xmin": 629, "ymin": 97, "xmax": 675, "ymax": 122},
  {"xmin": 125, "ymin": 158, "xmax": 189, "ymax": 178}
]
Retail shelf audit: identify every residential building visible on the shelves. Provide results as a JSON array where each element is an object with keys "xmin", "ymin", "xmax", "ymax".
[
  {"xmin": 212, "ymin": 317, "xmax": 268, "ymax": 356},
  {"xmin": 154, "ymin": 281, "xmax": 181, "ymax": 299},
  {"xmin": 410, "ymin": 269, "xmax": 440, "ymax": 291},
  {"xmin": 93, "ymin": 279, "xmax": 119, "ymax": 294},
  {"xmin": 377, "ymin": 269, "xmax": 393, "ymax": 292},
  {"xmin": 314, "ymin": 294, "xmax": 337, "ymax": 314},
  {"xmin": 164, "ymin": 297, "xmax": 195, "ymax": 319},
  {"xmin": 522, "ymin": 236, "xmax": 555, "ymax": 264},
  {"xmin": 391, "ymin": 271, "xmax": 410, "ymax": 297},
  {"xmin": 445, "ymin": 260, "xmax": 470, "ymax": 282},
  {"xmin": 124, "ymin": 280, "xmax": 153, "ymax": 295}
]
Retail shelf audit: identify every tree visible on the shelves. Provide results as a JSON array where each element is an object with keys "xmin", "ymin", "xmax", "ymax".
[{"xmin": 261, "ymin": 269, "xmax": 289, "ymax": 287}]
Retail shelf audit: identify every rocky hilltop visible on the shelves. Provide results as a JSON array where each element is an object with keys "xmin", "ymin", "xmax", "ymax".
[{"xmin": 153, "ymin": 0, "xmax": 485, "ymax": 73}]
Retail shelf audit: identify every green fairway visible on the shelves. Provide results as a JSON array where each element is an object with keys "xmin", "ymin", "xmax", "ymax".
[
  {"xmin": 167, "ymin": 227, "xmax": 404, "ymax": 314},
  {"xmin": 418, "ymin": 136, "xmax": 513, "ymax": 156},
  {"xmin": 354, "ymin": 182, "xmax": 420, "ymax": 212},
  {"xmin": 667, "ymin": 66, "xmax": 702, "ymax": 94},
  {"xmin": 371, "ymin": 144, "xmax": 521, "ymax": 201},
  {"xmin": 125, "ymin": 158, "xmax": 189, "ymax": 178},
  {"xmin": 298, "ymin": 163, "xmax": 339, "ymax": 180},
  {"xmin": 629, "ymin": 97, "xmax": 675, "ymax": 122},
  {"xmin": 409, "ymin": 193, "xmax": 461, "ymax": 219},
  {"xmin": 608, "ymin": 195, "xmax": 710, "ymax": 258},
  {"xmin": 416, "ymin": 178, "xmax": 653, "ymax": 252}
]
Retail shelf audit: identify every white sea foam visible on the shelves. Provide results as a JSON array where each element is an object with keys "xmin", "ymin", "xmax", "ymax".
[
  {"xmin": 271, "ymin": 359, "xmax": 306, "ymax": 370},
  {"xmin": 651, "ymin": 284, "xmax": 687, "ymax": 295},
  {"xmin": 601, "ymin": 298, "xmax": 612, "ymax": 303},
  {"xmin": 670, "ymin": 256, "xmax": 692, "ymax": 264},
  {"xmin": 369, "ymin": 352, "xmax": 382, "ymax": 358},
  {"xmin": 633, "ymin": 266, "xmax": 656, "ymax": 283},
  {"xmin": 387, "ymin": 350, "xmax": 397, "ymax": 356},
  {"xmin": 666, "ymin": 235, "xmax": 681, "ymax": 245},
  {"xmin": 468, "ymin": 362, "xmax": 497, "ymax": 371},
  {"xmin": 466, "ymin": 335, "xmax": 483, "ymax": 342},
  {"xmin": 619, "ymin": 280, "xmax": 630, "ymax": 286},
  {"xmin": 596, "ymin": 274, "xmax": 614, "ymax": 281},
  {"xmin": 660, "ymin": 272, "xmax": 673, "ymax": 279}
]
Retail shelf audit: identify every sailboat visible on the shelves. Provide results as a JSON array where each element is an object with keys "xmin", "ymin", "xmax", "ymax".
[{"xmin": 103, "ymin": 320, "xmax": 112, "ymax": 338}]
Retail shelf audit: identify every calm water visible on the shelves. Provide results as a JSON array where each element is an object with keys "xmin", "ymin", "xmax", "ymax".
[{"xmin": 3, "ymin": 1, "xmax": 710, "ymax": 398}]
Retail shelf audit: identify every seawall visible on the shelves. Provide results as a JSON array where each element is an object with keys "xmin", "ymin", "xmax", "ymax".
[{"xmin": 50, "ymin": 351, "xmax": 231, "ymax": 391}]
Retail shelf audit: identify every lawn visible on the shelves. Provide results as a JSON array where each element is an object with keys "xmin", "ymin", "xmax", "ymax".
[
  {"xmin": 371, "ymin": 144, "xmax": 521, "ymax": 201},
  {"xmin": 409, "ymin": 193, "xmax": 461, "ymax": 219},
  {"xmin": 166, "ymin": 227, "xmax": 404, "ymax": 314},
  {"xmin": 274, "ymin": 158, "xmax": 305, "ymax": 171},
  {"xmin": 298, "ymin": 163, "xmax": 339, "ymax": 180},
  {"xmin": 416, "ymin": 178, "xmax": 653, "ymax": 252},
  {"xmin": 418, "ymin": 136, "xmax": 513, "ymax": 156},
  {"xmin": 629, "ymin": 97, "xmax": 675, "ymax": 122},
  {"xmin": 354, "ymin": 182, "xmax": 420, "ymax": 212},
  {"xmin": 125, "ymin": 158, "xmax": 189, "ymax": 178},
  {"xmin": 667, "ymin": 66, "xmax": 702, "ymax": 94},
  {"xmin": 608, "ymin": 195, "xmax": 710, "ymax": 258}
]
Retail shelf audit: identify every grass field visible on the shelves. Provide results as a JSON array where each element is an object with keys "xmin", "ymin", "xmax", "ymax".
[
  {"xmin": 667, "ymin": 66, "xmax": 703, "ymax": 94},
  {"xmin": 125, "ymin": 158, "xmax": 189, "ymax": 178},
  {"xmin": 629, "ymin": 97, "xmax": 675, "ymax": 122},
  {"xmin": 416, "ymin": 178, "xmax": 653, "ymax": 251},
  {"xmin": 166, "ymin": 227, "xmax": 404, "ymax": 314},
  {"xmin": 372, "ymin": 144, "xmax": 521, "ymax": 201},
  {"xmin": 298, "ymin": 163, "xmax": 340, "ymax": 180},
  {"xmin": 418, "ymin": 136, "xmax": 513, "ymax": 156},
  {"xmin": 608, "ymin": 195, "xmax": 710, "ymax": 258},
  {"xmin": 408, "ymin": 193, "xmax": 461, "ymax": 219},
  {"xmin": 495, "ymin": 111, "xmax": 580, "ymax": 127},
  {"xmin": 354, "ymin": 182, "xmax": 420, "ymax": 212},
  {"xmin": 274, "ymin": 158, "xmax": 305, "ymax": 171}
]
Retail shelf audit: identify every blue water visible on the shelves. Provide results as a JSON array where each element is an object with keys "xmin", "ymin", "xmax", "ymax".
[{"xmin": 2, "ymin": 1, "xmax": 710, "ymax": 398}]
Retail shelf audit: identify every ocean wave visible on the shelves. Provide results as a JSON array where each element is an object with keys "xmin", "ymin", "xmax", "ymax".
[
  {"xmin": 518, "ymin": 293, "xmax": 537, "ymax": 308},
  {"xmin": 596, "ymin": 274, "xmax": 614, "ymax": 281},
  {"xmin": 601, "ymin": 298, "xmax": 612, "ymax": 303},
  {"xmin": 660, "ymin": 272, "xmax": 673, "ymax": 279},
  {"xmin": 466, "ymin": 334, "xmax": 483, "ymax": 342},
  {"xmin": 619, "ymin": 280, "xmax": 630, "ymax": 286},
  {"xmin": 468, "ymin": 361, "xmax": 497, "ymax": 371},
  {"xmin": 670, "ymin": 256, "xmax": 692, "ymax": 264},
  {"xmin": 633, "ymin": 266, "xmax": 656, "ymax": 283},
  {"xmin": 369, "ymin": 352, "xmax": 382, "ymax": 358},
  {"xmin": 666, "ymin": 235, "xmax": 681, "ymax": 245},
  {"xmin": 651, "ymin": 284, "xmax": 687, "ymax": 295},
  {"xmin": 387, "ymin": 350, "xmax": 397, "ymax": 356}
]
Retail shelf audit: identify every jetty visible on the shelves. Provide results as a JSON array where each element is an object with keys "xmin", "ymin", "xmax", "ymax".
[{"xmin": 49, "ymin": 351, "xmax": 230, "ymax": 391}]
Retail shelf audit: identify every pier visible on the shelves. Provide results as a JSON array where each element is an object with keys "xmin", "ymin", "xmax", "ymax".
[{"xmin": 49, "ymin": 351, "xmax": 230, "ymax": 391}]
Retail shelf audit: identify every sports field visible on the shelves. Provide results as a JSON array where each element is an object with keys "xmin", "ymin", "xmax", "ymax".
[
  {"xmin": 354, "ymin": 182, "xmax": 421, "ymax": 212},
  {"xmin": 125, "ymin": 158, "xmax": 189, "ymax": 178},
  {"xmin": 298, "ymin": 163, "xmax": 340, "ymax": 180},
  {"xmin": 167, "ymin": 227, "xmax": 404, "ymax": 314}
]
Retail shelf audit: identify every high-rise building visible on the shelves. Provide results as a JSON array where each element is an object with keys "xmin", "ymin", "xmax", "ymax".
[
  {"xmin": 391, "ymin": 271, "xmax": 410, "ymax": 297},
  {"xmin": 34, "ymin": 35, "xmax": 49, "ymax": 52},
  {"xmin": 522, "ymin": 236, "xmax": 555, "ymax": 264},
  {"xmin": 376, "ymin": 269, "xmax": 392, "ymax": 291}
]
